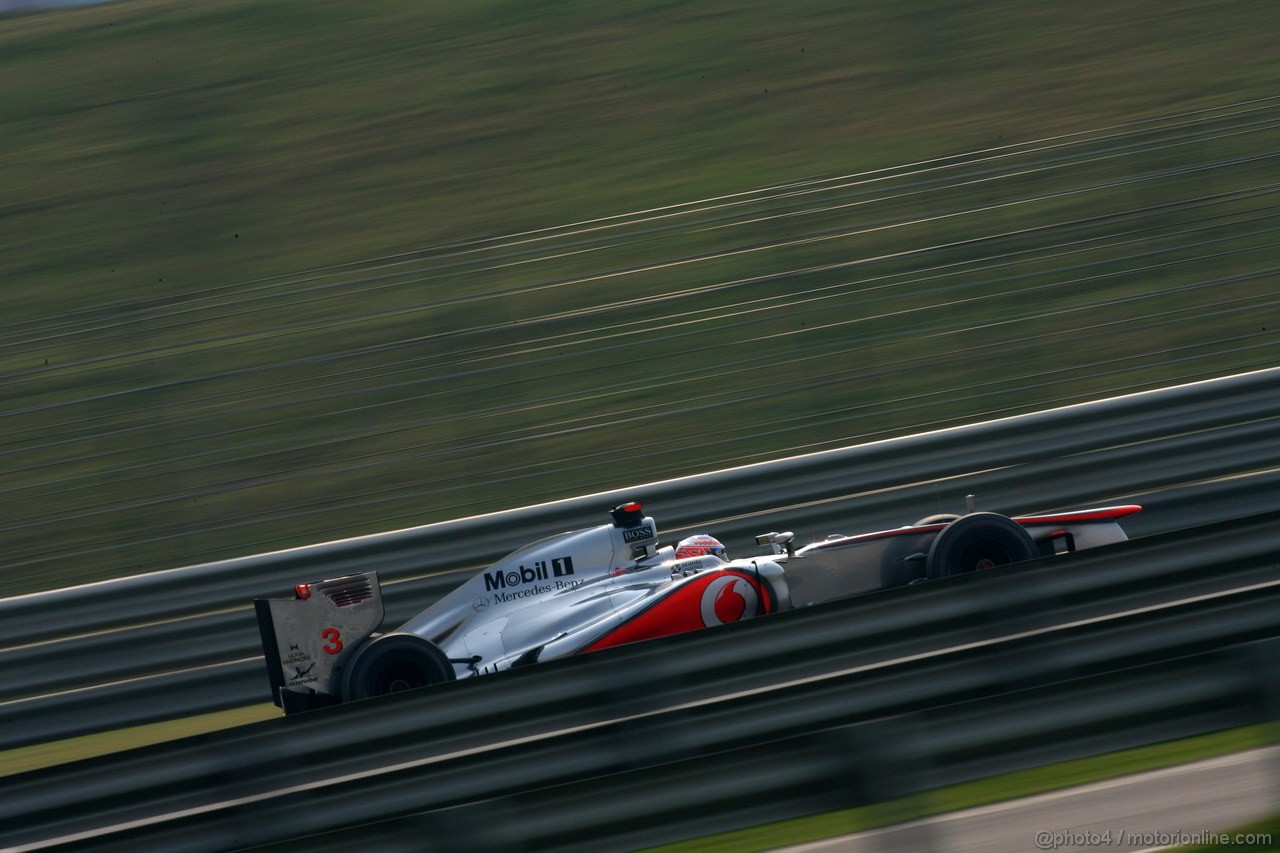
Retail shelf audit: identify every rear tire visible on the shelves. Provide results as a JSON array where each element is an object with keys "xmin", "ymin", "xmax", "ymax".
[
  {"xmin": 341, "ymin": 633, "xmax": 455, "ymax": 701},
  {"xmin": 926, "ymin": 513, "xmax": 1037, "ymax": 579}
]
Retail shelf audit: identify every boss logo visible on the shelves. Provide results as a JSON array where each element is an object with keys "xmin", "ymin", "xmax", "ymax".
[{"xmin": 622, "ymin": 525, "xmax": 655, "ymax": 543}]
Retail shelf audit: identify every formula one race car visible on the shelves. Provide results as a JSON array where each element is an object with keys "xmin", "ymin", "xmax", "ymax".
[{"xmin": 256, "ymin": 500, "xmax": 1140, "ymax": 713}]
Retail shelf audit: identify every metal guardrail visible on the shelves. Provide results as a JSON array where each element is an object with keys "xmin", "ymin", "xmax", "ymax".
[
  {"xmin": 0, "ymin": 368, "xmax": 1278, "ymax": 751},
  {"xmin": 0, "ymin": 458, "xmax": 1274, "ymax": 753},
  {"xmin": 3, "ymin": 503, "xmax": 1280, "ymax": 753},
  {"xmin": 0, "ymin": 661, "xmax": 263, "ymax": 754},
  {"xmin": 3, "ymin": 515, "xmax": 1279, "ymax": 850},
  {"xmin": 244, "ymin": 642, "xmax": 1279, "ymax": 853}
]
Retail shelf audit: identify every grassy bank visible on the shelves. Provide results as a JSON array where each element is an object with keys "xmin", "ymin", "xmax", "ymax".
[{"xmin": 5, "ymin": 0, "xmax": 1275, "ymax": 309}]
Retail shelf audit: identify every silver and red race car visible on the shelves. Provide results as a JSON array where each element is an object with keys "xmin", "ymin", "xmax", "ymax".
[{"xmin": 256, "ymin": 500, "xmax": 1140, "ymax": 713}]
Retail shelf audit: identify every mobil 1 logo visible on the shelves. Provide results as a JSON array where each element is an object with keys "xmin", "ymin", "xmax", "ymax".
[{"xmin": 484, "ymin": 556, "xmax": 575, "ymax": 591}]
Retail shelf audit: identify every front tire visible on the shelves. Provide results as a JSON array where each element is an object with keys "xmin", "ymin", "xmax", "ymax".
[
  {"xmin": 926, "ymin": 513, "xmax": 1038, "ymax": 579},
  {"xmin": 341, "ymin": 633, "xmax": 455, "ymax": 701}
]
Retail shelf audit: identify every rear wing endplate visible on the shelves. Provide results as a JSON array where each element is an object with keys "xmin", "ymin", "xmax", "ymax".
[{"xmin": 255, "ymin": 572, "xmax": 385, "ymax": 714}]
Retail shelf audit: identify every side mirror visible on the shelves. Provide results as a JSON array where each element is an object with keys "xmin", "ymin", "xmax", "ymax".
[{"xmin": 755, "ymin": 531, "xmax": 796, "ymax": 558}]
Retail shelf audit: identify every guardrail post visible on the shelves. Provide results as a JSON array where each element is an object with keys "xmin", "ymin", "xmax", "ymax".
[
  {"xmin": 1236, "ymin": 636, "xmax": 1280, "ymax": 814},
  {"xmin": 833, "ymin": 715, "xmax": 941, "ymax": 853},
  {"xmin": 1239, "ymin": 636, "xmax": 1280, "ymax": 722}
]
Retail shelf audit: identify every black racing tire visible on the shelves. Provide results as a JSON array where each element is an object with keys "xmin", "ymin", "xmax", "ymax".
[
  {"xmin": 341, "ymin": 633, "xmax": 455, "ymax": 701},
  {"xmin": 926, "ymin": 512, "xmax": 1038, "ymax": 579}
]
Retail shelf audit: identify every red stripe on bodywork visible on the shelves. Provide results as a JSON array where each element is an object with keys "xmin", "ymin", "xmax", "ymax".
[
  {"xmin": 582, "ymin": 570, "xmax": 773, "ymax": 653},
  {"xmin": 1015, "ymin": 505, "xmax": 1143, "ymax": 525}
]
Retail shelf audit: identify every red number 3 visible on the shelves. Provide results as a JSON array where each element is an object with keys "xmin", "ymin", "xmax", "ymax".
[{"xmin": 322, "ymin": 628, "xmax": 343, "ymax": 655}]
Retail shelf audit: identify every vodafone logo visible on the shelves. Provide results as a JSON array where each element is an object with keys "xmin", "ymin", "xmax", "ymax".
[{"xmin": 699, "ymin": 575, "xmax": 759, "ymax": 627}]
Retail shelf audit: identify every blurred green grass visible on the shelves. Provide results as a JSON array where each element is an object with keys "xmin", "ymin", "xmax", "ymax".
[
  {"xmin": 6, "ymin": 0, "xmax": 1276, "ymax": 297},
  {"xmin": 0, "ymin": 703, "xmax": 279, "ymax": 778},
  {"xmin": 2, "ymin": 0, "xmax": 1279, "ymax": 592}
]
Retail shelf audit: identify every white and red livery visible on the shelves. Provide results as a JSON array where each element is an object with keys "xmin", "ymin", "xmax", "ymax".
[{"xmin": 256, "ymin": 500, "xmax": 1140, "ymax": 713}]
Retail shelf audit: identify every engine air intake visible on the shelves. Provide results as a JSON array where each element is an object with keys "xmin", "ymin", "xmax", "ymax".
[{"xmin": 611, "ymin": 501, "xmax": 645, "ymax": 527}]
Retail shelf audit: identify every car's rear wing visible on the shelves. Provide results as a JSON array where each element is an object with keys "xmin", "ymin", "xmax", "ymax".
[{"xmin": 255, "ymin": 572, "xmax": 385, "ymax": 714}]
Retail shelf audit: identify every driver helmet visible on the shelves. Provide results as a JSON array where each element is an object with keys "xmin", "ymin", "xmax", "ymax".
[{"xmin": 675, "ymin": 534, "xmax": 728, "ymax": 560}]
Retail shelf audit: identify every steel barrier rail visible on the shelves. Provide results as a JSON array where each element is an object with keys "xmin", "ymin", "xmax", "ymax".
[
  {"xmin": 1122, "ymin": 466, "xmax": 1280, "ymax": 537},
  {"xmin": 3, "ymin": 505, "xmax": 1280, "ymax": 751},
  {"xmin": 2, "ymin": 366, "xmax": 1279, "ymax": 650},
  {"xmin": 2, "ymin": 506, "xmax": 1279, "ymax": 751},
  {"xmin": 902, "ymin": 646, "xmax": 1279, "ymax": 788},
  {"xmin": 5, "ymin": 417, "xmax": 1274, "ymax": 712},
  {"xmin": 3, "ymin": 524, "xmax": 1279, "ymax": 849},
  {"xmin": 2, "ymin": 399, "xmax": 1278, "ymax": 716},
  {"xmin": 1, "ymin": 369, "xmax": 1277, "ymax": 752},
  {"xmin": 0, "ymin": 582, "xmax": 454, "ymax": 706},
  {"xmin": 0, "ymin": 660, "xmax": 263, "ymax": 753},
  {"xmin": 4, "ymin": 411, "xmax": 1278, "ymax": 709},
  {"xmin": 239, "ymin": 642, "xmax": 1280, "ymax": 853},
  {"xmin": 7, "ymin": 590, "xmax": 1277, "ymax": 852}
]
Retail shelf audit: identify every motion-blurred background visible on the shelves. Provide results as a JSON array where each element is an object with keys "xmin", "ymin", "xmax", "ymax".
[{"xmin": 3, "ymin": 0, "xmax": 1277, "ymax": 593}]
